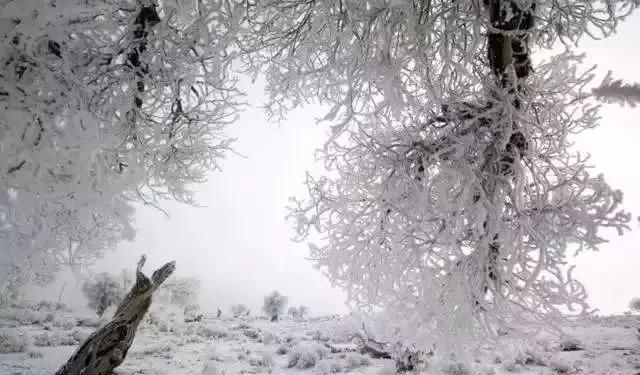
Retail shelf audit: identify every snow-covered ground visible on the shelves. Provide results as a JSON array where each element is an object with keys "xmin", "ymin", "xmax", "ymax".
[{"xmin": 1, "ymin": 303, "xmax": 640, "ymax": 374}]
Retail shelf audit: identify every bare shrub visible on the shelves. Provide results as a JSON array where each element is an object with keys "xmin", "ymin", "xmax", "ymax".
[
  {"xmin": 287, "ymin": 343, "xmax": 329, "ymax": 369},
  {"xmin": 0, "ymin": 330, "xmax": 27, "ymax": 353}
]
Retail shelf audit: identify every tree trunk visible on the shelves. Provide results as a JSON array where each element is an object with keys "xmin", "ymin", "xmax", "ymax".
[
  {"xmin": 480, "ymin": 0, "xmax": 535, "ymax": 300},
  {"xmin": 55, "ymin": 256, "xmax": 175, "ymax": 375}
]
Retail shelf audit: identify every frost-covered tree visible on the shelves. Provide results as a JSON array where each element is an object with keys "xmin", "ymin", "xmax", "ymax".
[
  {"xmin": 288, "ymin": 306, "xmax": 299, "ymax": 319},
  {"xmin": 629, "ymin": 298, "xmax": 640, "ymax": 313},
  {"xmin": 298, "ymin": 305, "xmax": 309, "ymax": 319},
  {"xmin": 0, "ymin": 0, "xmax": 240, "ymax": 289},
  {"xmin": 288, "ymin": 305, "xmax": 310, "ymax": 320},
  {"xmin": 231, "ymin": 303, "xmax": 249, "ymax": 318},
  {"xmin": 241, "ymin": 0, "xmax": 636, "ymax": 350},
  {"xmin": 82, "ymin": 272, "xmax": 124, "ymax": 317},
  {"xmin": 263, "ymin": 291, "xmax": 288, "ymax": 322}
]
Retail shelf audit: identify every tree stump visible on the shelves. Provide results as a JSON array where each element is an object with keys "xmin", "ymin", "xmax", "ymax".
[{"xmin": 56, "ymin": 255, "xmax": 175, "ymax": 375}]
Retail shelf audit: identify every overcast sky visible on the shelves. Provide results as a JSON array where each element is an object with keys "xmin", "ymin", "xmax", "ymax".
[{"xmin": 37, "ymin": 14, "xmax": 640, "ymax": 317}]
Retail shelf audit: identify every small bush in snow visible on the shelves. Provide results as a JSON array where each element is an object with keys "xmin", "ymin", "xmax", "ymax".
[
  {"xmin": 242, "ymin": 327, "xmax": 262, "ymax": 340},
  {"xmin": 287, "ymin": 343, "xmax": 329, "ymax": 369},
  {"xmin": 276, "ymin": 344, "xmax": 289, "ymax": 355},
  {"xmin": 157, "ymin": 320, "xmax": 170, "ymax": 333},
  {"xmin": 202, "ymin": 361, "xmax": 226, "ymax": 375},
  {"xmin": 36, "ymin": 300, "xmax": 70, "ymax": 312},
  {"xmin": 44, "ymin": 312, "xmax": 55, "ymax": 323},
  {"xmin": 314, "ymin": 359, "xmax": 342, "ymax": 374},
  {"xmin": 0, "ymin": 330, "xmax": 27, "ymax": 353},
  {"xmin": 550, "ymin": 357, "xmax": 574, "ymax": 374},
  {"xmin": 559, "ymin": 337, "xmax": 583, "ymax": 352},
  {"xmin": 500, "ymin": 344, "xmax": 547, "ymax": 370},
  {"xmin": 33, "ymin": 331, "xmax": 77, "ymax": 347},
  {"xmin": 196, "ymin": 324, "xmax": 228, "ymax": 339},
  {"xmin": 344, "ymin": 353, "xmax": 372, "ymax": 370},
  {"xmin": 32, "ymin": 332, "xmax": 54, "ymax": 347},
  {"xmin": 249, "ymin": 351, "xmax": 274, "ymax": 371},
  {"xmin": 479, "ymin": 366, "xmax": 496, "ymax": 375},
  {"xmin": 52, "ymin": 316, "xmax": 77, "ymax": 330},
  {"xmin": 261, "ymin": 330, "xmax": 276, "ymax": 345},
  {"xmin": 81, "ymin": 272, "xmax": 124, "ymax": 317},
  {"xmin": 140, "ymin": 343, "xmax": 176, "ymax": 357},
  {"xmin": 376, "ymin": 361, "xmax": 397, "ymax": 375},
  {"xmin": 27, "ymin": 350, "xmax": 44, "ymax": 358},
  {"xmin": 441, "ymin": 361, "xmax": 470, "ymax": 375},
  {"xmin": 311, "ymin": 329, "xmax": 330, "ymax": 342},
  {"xmin": 263, "ymin": 291, "xmax": 288, "ymax": 322},
  {"xmin": 207, "ymin": 345, "xmax": 222, "ymax": 361},
  {"xmin": 514, "ymin": 347, "xmax": 546, "ymax": 366},
  {"xmin": 0, "ymin": 308, "xmax": 46, "ymax": 325}
]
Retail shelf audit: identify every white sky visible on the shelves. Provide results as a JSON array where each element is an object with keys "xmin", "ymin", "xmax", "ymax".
[{"xmin": 41, "ymin": 14, "xmax": 640, "ymax": 317}]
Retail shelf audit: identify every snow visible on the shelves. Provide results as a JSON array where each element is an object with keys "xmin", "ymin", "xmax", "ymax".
[{"xmin": 1, "ymin": 303, "xmax": 640, "ymax": 374}]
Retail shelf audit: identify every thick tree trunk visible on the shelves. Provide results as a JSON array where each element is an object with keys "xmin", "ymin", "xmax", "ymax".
[
  {"xmin": 55, "ymin": 256, "xmax": 175, "ymax": 375},
  {"xmin": 481, "ymin": 0, "xmax": 536, "ymax": 298}
]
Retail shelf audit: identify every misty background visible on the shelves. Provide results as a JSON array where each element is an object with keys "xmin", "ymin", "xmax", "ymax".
[{"xmin": 27, "ymin": 15, "xmax": 640, "ymax": 318}]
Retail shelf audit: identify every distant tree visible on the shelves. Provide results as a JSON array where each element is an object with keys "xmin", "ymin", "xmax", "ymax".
[
  {"xmin": 184, "ymin": 303, "xmax": 203, "ymax": 323},
  {"xmin": 0, "ymin": 266, "xmax": 26, "ymax": 307},
  {"xmin": 263, "ymin": 291, "xmax": 288, "ymax": 322},
  {"xmin": 231, "ymin": 304, "xmax": 249, "ymax": 318},
  {"xmin": 629, "ymin": 298, "xmax": 640, "ymax": 312},
  {"xmin": 287, "ymin": 306, "xmax": 299, "ymax": 319},
  {"xmin": 288, "ymin": 305, "xmax": 309, "ymax": 320},
  {"xmin": 298, "ymin": 306, "xmax": 309, "ymax": 319},
  {"xmin": 81, "ymin": 272, "xmax": 124, "ymax": 317}
]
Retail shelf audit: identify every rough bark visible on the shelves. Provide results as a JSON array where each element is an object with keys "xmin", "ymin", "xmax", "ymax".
[{"xmin": 55, "ymin": 256, "xmax": 175, "ymax": 375}]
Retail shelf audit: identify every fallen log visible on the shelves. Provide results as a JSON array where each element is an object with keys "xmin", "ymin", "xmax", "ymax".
[
  {"xmin": 350, "ymin": 324, "xmax": 430, "ymax": 372},
  {"xmin": 55, "ymin": 255, "xmax": 175, "ymax": 375}
]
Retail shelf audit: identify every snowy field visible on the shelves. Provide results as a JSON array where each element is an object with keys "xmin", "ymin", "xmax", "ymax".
[{"xmin": 1, "ymin": 303, "xmax": 640, "ymax": 375}]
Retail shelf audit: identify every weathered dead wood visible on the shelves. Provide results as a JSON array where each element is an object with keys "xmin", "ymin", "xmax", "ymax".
[{"xmin": 55, "ymin": 255, "xmax": 175, "ymax": 375}]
